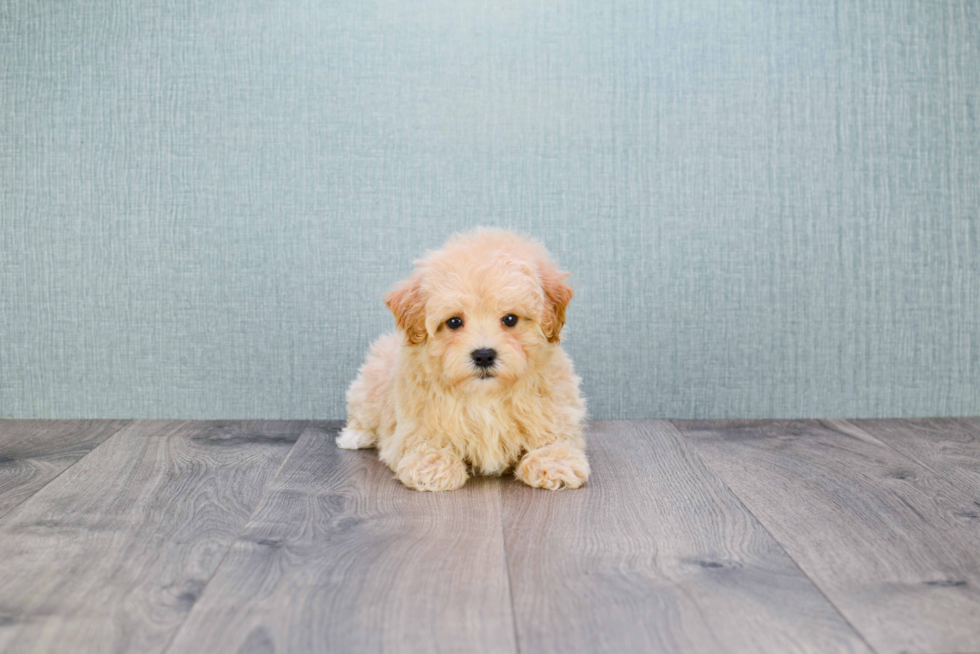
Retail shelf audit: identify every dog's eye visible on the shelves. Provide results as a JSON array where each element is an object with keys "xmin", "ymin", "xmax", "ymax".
[
  {"xmin": 446, "ymin": 317, "xmax": 463, "ymax": 330},
  {"xmin": 501, "ymin": 314, "xmax": 519, "ymax": 328}
]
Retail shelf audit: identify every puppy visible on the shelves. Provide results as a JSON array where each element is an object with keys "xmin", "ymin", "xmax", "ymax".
[{"xmin": 337, "ymin": 229, "xmax": 589, "ymax": 492}]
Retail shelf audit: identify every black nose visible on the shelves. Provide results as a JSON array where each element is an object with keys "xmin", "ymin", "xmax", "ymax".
[{"xmin": 471, "ymin": 348, "xmax": 497, "ymax": 369}]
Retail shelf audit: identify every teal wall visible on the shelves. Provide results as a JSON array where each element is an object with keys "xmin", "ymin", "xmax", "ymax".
[{"xmin": 1, "ymin": 0, "xmax": 978, "ymax": 419}]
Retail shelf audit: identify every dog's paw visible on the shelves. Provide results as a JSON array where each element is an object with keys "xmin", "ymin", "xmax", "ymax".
[
  {"xmin": 516, "ymin": 443, "xmax": 590, "ymax": 490},
  {"xmin": 397, "ymin": 450, "xmax": 468, "ymax": 492},
  {"xmin": 336, "ymin": 427, "xmax": 375, "ymax": 450}
]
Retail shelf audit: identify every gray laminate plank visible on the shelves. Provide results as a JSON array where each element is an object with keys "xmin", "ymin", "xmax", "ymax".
[
  {"xmin": 839, "ymin": 418, "xmax": 980, "ymax": 494},
  {"xmin": 674, "ymin": 419, "xmax": 980, "ymax": 654},
  {"xmin": 501, "ymin": 420, "xmax": 872, "ymax": 654},
  {"xmin": 0, "ymin": 420, "xmax": 306, "ymax": 654},
  {"xmin": 165, "ymin": 422, "xmax": 517, "ymax": 654},
  {"xmin": 0, "ymin": 420, "xmax": 130, "ymax": 518}
]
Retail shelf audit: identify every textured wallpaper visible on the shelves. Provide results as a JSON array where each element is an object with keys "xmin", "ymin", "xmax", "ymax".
[{"xmin": 1, "ymin": 0, "xmax": 978, "ymax": 419}]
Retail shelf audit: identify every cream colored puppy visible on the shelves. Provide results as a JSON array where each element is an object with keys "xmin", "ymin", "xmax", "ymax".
[{"xmin": 337, "ymin": 229, "xmax": 589, "ymax": 492}]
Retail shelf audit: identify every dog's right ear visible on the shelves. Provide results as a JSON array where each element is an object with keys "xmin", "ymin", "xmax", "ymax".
[{"xmin": 385, "ymin": 272, "xmax": 427, "ymax": 345}]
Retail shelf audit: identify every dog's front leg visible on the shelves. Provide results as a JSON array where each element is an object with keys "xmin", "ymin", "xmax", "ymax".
[
  {"xmin": 515, "ymin": 440, "xmax": 590, "ymax": 490},
  {"xmin": 388, "ymin": 443, "xmax": 469, "ymax": 492}
]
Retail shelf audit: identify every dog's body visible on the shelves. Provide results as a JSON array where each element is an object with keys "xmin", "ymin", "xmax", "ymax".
[{"xmin": 338, "ymin": 229, "xmax": 589, "ymax": 492}]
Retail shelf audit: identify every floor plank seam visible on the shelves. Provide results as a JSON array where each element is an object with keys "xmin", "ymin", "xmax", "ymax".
[
  {"xmin": 0, "ymin": 419, "xmax": 133, "ymax": 523},
  {"xmin": 497, "ymin": 480, "xmax": 523, "ymax": 654},
  {"xmin": 157, "ymin": 419, "xmax": 311, "ymax": 654},
  {"xmin": 835, "ymin": 419, "xmax": 972, "ymax": 490},
  {"xmin": 668, "ymin": 420, "xmax": 883, "ymax": 654}
]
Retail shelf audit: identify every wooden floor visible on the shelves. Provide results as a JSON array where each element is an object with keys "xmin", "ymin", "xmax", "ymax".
[{"xmin": 0, "ymin": 420, "xmax": 978, "ymax": 654}]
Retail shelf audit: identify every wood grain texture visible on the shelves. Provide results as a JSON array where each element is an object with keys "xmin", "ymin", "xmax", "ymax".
[
  {"xmin": 0, "ymin": 420, "xmax": 130, "ymax": 518},
  {"xmin": 0, "ymin": 420, "xmax": 306, "ymax": 654},
  {"xmin": 165, "ymin": 422, "xmax": 517, "ymax": 654},
  {"xmin": 842, "ymin": 417, "xmax": 980, "ymax": 493},
  {"xmin": 501, "ymin": 420, "xmax": 872, "ymax": 654},
  {"xmin": 675, "ymin": 419, "xmax": 980, "ymax": 654}
]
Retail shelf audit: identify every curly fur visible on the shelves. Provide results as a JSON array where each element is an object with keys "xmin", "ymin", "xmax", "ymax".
[{"xmin": 338, "ymin": 229, "xmax": 589, "ymax": 492}]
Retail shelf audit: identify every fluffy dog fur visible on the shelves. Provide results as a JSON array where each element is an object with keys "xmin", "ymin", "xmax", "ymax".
[{"xmin": 337, "ymin": 229, "xmax": 589, "ymax": 492}]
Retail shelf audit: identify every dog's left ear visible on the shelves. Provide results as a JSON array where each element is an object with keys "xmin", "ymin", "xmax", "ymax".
[
  {"xmin": 539, "ymin": 263, "xmax": 574, "ymax": 344},
  {"xmin": 385, "ymin": 272, "xmax": 428, "ymax": 345}
]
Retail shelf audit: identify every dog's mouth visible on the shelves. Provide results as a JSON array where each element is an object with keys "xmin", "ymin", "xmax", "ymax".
[{"xmin": 476, "ymin": 370, "xmax": 496, "ymax": 380}]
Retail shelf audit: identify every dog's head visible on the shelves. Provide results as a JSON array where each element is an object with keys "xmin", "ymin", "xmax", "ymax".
[{"xmin": 385, "ymin": 229, "xmax": 573, "ymax": 393}]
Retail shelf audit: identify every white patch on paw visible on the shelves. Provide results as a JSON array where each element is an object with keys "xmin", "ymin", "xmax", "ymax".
[{"xmin": 336, "ymin": 427, "xmax": 375, "ymax": 449}]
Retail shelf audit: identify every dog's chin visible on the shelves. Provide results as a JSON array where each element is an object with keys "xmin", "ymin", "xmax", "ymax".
[{"xmin": 458, "ymin": 370, "xmax": 506, "ymax": 395}]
